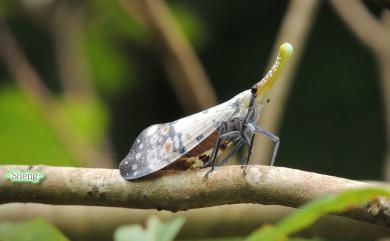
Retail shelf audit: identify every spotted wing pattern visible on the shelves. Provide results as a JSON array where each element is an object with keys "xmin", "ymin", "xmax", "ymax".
[{"xmin": 119, "ymin": 91, "xmax": 250, "ymax": 180}]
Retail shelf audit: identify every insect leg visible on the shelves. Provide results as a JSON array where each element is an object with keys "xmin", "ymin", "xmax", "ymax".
[
  {"xmin": 220, "ymin": 138, "xmax": 244, "ymax": 165},
  {"xmin": 220, "ymin": 131, "xmax": 241, "ymax": 140},
  {"xmin": 239, "ymin": 132, "xmax": 255, "ymax": 175},
  {"xmin": 242, "ymin": 133, "xmax": 255, "ymax": 166},
  {"xmin": 204, "ymin": 130, "xmax": 241, "ymax": 167},
  {"xmin": 204, "ymin": 122, "xmax": 227, "ymax": 178},
  {"xmin": 244, "ymin": 94, "xmax": 256, "ymax": 123},
  {"xmin": 247, "ymin": 123, "xmax": 280, "ymax": 166}
]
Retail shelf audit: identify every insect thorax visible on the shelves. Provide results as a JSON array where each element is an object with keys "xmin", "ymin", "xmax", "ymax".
[{"xmin": 231, "ymin": 89, "xmax": 263, "ymax": 124}]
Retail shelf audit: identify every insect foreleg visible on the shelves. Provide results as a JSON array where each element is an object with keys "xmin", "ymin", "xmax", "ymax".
[
  {"xmin": 241, "ymin": 133, "xmax": 255, "ymax": 174},
  {"xmin": 246, "ymin": 123, "xmax": 280, "ymax": 166},
  {"xmin": 241, "ymin": 131, "xmax": 252, "ymax": 147},
  {"xmin": 220, "ymin": 131, "xmax": 241, "ymax": 141},
  {"xmin": 244, "ymin": 94, "xmax": 256, "ymax": 123},
  {"xmin": 240, "ymin": 129, "xmax": 252, "ymax": 156}
]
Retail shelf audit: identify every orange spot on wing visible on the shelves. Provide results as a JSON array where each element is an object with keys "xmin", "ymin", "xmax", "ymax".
[
  {"xmin": 185, "ymin": 133, "xmax": 192, "ymax": 141},
  {"xmin": 164, "ymin": 141, "xmax": 173, "ymax": 153},
  {"xmin": 161, "ymin": 126, "xmax": 169, "ymax": 135}
]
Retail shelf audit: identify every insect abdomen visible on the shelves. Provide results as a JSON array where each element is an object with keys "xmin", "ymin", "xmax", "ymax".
[{"xmin": 163, "ymin": 130, "xmax": 218, "ymax": 170}]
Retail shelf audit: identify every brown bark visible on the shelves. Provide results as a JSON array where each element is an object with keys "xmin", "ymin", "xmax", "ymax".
[{"xmin": 1, "ymin": 165, "xmax": 390, "ymax": 227}]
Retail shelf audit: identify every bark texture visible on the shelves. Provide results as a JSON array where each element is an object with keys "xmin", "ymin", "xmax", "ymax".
[{"xmin": 1, "ymin": 165, "xmax": 390, "ymax": 227}]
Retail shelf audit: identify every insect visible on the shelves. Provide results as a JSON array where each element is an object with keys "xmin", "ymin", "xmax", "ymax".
[{"xmin": 119, "ymin": 43, "xmax": 293, "ymax": 180}]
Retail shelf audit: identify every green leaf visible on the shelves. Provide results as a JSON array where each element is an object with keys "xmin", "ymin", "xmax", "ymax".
[
  {"xmin": 171, "ymin": 4, "xmax": 208, "ymax": 49},
  {"xmin": 246, "ymin": 187, "xmax": 390, "ymax": 241},
  {"xmin": 113, "ymin": 216, "xmax": 185, "ymax": 241},
  {"xmin": 179, "ymin": 239, "xmax": 244, "ymax": 241},
  {"xmin": 0, "ymin": 218, "xmax": 70, "ymax": 241},
  {"xmin": 84, "ymin": 0, "xmax": 143, "ymax": 95},
  {"xmin": 288, "ymin": 238, "xmax": 324, "ymax": 241},
  {"xmin": 0, "ymin": 87, "xmax": 75, "ymax": 166},
  {"xmin": 114, "ymin": 225, "xmax": 148, "ymax": 241},
  {"xmin": 0, "ymin": 0, "xmax": 19, "ymax": 18},
  {"xmin": 87, "ymin": 0, "xmax": 146, "ymax": 43},
  {"xmin": 85, "ymin": 31, "xmax": 135, "ymax": 95},
  {"xmin": 59, "ymin": 98, "xmax": 108, "ymax": 146},
  {"xmin": 147, "ymin": 216, "xmax": 185, "ymax": 241}
]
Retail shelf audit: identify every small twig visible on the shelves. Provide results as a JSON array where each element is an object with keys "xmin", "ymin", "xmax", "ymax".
[
  {"xmin": 1, "ymin": 164, "xmax": 390, "ymax": 227},
  {"xmin": 379, "ymin": 11, "xmax": 390, "ymax": 181},
  {"xmin": 119, "ymin": 0, "xmax": 217, "ymax": 113},
  {"xmin": 0, "ymin": 203, "xmax": 389, "ymax": 240},
  {"xmin": 0, "ymin": 21, "xmax": 53, "ymax": 104},
  {"xmin": 330, "ymin": 0, "xmax": 390, "ymax": 53},
  {"xmin": 51, "ymin": 1, "xmax": 95, "ymax": 101},
  {"xmin": 251, "ymin": 0, "xmax": 321, "ymax": 164}
]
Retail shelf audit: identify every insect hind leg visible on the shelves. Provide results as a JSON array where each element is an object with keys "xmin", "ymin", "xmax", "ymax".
[
  {"xmin": 205, "ymin": 131, "xmax": 241, "ymax": 168},
  {"xmin": 204, "ymin": 122, "xmax": 226, "ymax": 178},
  {"xmin": 204, "ymin": 124, "xmax": 241, "ymax": 178},
  {"xmin": 203, "ymin": 131, "xmax": 241, "ymax": 167},
  {"xmin": 220, "ymin": 138, "xmax": 244, "ymax": 165},
  {"xmin": 245, "ymin": 123, "xmax": 280, "ymax": 166}
]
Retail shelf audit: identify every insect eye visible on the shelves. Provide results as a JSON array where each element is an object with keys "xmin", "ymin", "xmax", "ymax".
[
  {"xmin": 251, "ymin": 87, "xmax": 257, "ymax": 94},
  {"xmin": 267, "ymin": 99, "xmax": 270, "ymax": 103}
]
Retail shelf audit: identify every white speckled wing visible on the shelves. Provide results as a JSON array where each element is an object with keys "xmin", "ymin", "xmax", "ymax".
[{"xmin": 119, "ymin": 90, "xmax": 251, "ymax": 180}]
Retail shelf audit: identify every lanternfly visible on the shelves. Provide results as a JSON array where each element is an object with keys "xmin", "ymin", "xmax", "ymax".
[{"xmin": 120, "ymin": 43, "xmax": 293, "ymax": 180}]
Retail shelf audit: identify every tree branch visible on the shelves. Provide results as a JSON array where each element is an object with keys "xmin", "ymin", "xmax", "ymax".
[
  {"xmin": 51, "ymin": 1, "xmax": 95, "ymax": 101},
  {"xmin": 1, "ymin": 165, "xmax": 390, "ymax": 227},
  {"xmin": 329, "ymin": 0, "xmax": 390, "ymax": 53}
]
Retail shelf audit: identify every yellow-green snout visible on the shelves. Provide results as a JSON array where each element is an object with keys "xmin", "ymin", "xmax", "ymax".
[
  {"xmin": 255, "ymin": 42, "xmax": 293, "ymax": 97},
  {"xmin": 279, "ymin": 42, "xmax": 293, "ymax": 61}
]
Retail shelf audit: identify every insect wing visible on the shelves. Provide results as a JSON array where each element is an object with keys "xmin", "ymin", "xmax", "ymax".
[{"xmin": 119, "ymin": 98, "xmax": 241, "ymax": 180}]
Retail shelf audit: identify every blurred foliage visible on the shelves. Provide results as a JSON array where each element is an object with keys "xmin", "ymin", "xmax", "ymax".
[
  {"xmin": 181, "ymin": 239, "xmax": 244, "ymax": 241},
  {"xmin": 60, "ymin": 98, "xmax": 108, "ymax": 146},
  {"xmin": 114, "ymin": 216, "xmax": 245, "ymax": 241},
  {"xmin": 112, "ymin": 187, "xmax": 389, "ymax": 241},
  {"xmin": 5, "ymin": 185, "xmax": 386, "ymax": 241},
  {"xmin": 0, "ymin": 0, "xmax": 22, "ymax": 18},
  {"xmin": 0, "ymin": 218, "xmax": 70, "ymax": 241},
  {"xmin": 0, "ymin": 85, "xmax": 108, "ymax": 166},
  {"xmin": 0, "ymin": 87, "xmax": 75, "ymax": 166},
  {"xmin": 171, "ymin": 4, "xmax": 208, "ymax": 50},
  {"xmin": 114, "ymin": 216, "xmax": 185, "ymax": 241},
  {"xmin": 85, "ymin": 0, "xmax": 146, "ymax": 96},
  {"xmin": 287, "ymin": 239, "xmax": 323, "ymax": 241},
  {"xmin": 246, "ymin": 187, "xmax": 390, "ymax": 241}
]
